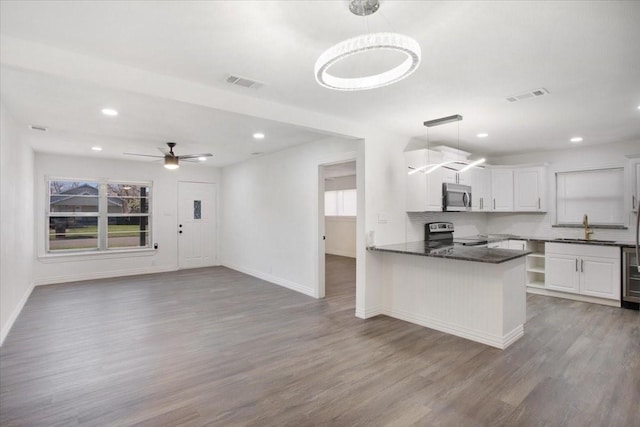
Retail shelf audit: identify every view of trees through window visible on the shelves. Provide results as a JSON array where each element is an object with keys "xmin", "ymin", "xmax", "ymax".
[{"xmin": 47, "ymin": 179, "xmax": 151, "ymax": 252}]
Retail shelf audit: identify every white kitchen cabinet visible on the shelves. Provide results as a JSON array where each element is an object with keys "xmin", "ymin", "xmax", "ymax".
[
  {"xmin": 630, "ymin": 158, "xmax": 640, "ymax": 213},
  {"xmin": 491, "ymin": 168, "xmax": 514, "ymax": 211},
  {"xmin": 545, "ymin": 243, "xmax": 620, "ymax": 300},
  {"xmin": 405, "ymin": 149, "xmax": 443, "ymax": 212},
  {"xmin": 514, "ymin": 167, "xmax": 546, "ymax": 212},
  {"xmin": 546, "ymin": 253, "xmax": 580, "ymax": 293},
  {"xmin": 467, "ymin": 167, "xmax": 491, "ymax": 211},
  {"xmin": 508, "ymin": 240, "xmax": 527, "ymax": 250},
  {"xmin": 406, "ymin": 150, "xmax": 428, "ymax": 212},
  {"xmin": 488, "ymin": 240, "xmax": 525, "ymax": 249}
]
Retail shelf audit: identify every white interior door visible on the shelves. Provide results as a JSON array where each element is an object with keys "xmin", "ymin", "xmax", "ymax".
[{"xmin": 178, "ymin": 182, "xmax": 217, "ymax": 269}]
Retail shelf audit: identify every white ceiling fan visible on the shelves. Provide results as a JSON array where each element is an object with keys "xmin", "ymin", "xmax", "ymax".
[{"xmin": 124, "ymin": 142, "xmax": 212, "ymax": 170}]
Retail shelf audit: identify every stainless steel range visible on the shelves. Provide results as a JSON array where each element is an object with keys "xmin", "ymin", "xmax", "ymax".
[{"xmin": 424, "ymin": 222, "xmax": 454, "ymax": 248}]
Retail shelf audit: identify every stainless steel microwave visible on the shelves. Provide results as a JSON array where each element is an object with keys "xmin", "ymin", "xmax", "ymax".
[{"xmin": 443, "ymin": 183, "xmax": 472, "ymax": 211}]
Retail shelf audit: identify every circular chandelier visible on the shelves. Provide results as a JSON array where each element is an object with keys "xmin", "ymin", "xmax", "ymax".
[
  {"xmin": 314, "ymin": 1, "xmax": 421, "ymax": 91},
  {"xmin": 315, "ymin": 33, "xmax": 421, "ymax": 91}
]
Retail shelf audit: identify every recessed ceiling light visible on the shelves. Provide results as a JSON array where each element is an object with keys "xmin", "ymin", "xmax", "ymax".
[
  {"xmin": 101, "ymin": 108, "xmax": 118, "ymax": 116},
  {"xmin": 570, "ymin": 137, "xmax": 583, "ymax": 143},
  {"xmin": 476, "ymin": 133, "xmax": 489, "ymax": 138},
  {"xmin": 198, "ymin": 156, "xmax": 207, "ymax": 161},
  {"xmin": 91, "ymin": 146, "xmax": 102, "ymax": 151},
  {"xmin": 637, "ymin": 105, "xmax": 640, "ymax": 110},
  {"xmin": 253, "ymin": 132, "xmax": 265, "ymax": 139}
]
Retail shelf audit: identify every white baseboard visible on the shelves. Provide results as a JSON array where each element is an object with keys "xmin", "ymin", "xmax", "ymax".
[
  {"xmin": 33, "ymin": 265, "xmax": 177, "ymax": 286},
  {"xmin": 0, "ymin": 283, "xmax": 34, "ymax": 347},
  {"xmin": 526, "ymin": 287, "xmax": 620, "ymax": 307},
  {"xmin": 325, "ymin": 250, "xmax": 356, "ymax": 258},
  {"xmin": 381, "ymin": 307, "xmax": 523, "ymax": 349},
  {"xmin": 222, "ymin": 262, "xmax": 316, "ymax": 298},
  {"xmin": 355, "ymin": 306, "xmax": 383, "ymax": 319}
]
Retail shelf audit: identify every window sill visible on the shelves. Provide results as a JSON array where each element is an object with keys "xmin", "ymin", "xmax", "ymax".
[
  {"xmin": 38, "ymin": 248, "xmax": 157, "ymax": 263},
  {"xmin": 552, "ymin": 224, "xmax": 628, "ymax": 230}
]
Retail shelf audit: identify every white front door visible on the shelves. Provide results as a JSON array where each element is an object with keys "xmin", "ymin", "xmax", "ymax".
[{"xmin": 178, "ymin": 181, "xmax": 217, "ymax": 269}]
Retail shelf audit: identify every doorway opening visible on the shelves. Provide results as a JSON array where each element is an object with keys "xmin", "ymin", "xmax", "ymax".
[{"xmin": 320, "ymin": 160, "xmax": 357, "ymax": 303}]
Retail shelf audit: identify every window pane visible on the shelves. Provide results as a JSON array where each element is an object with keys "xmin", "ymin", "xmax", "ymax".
[
  {"xmin": 107, "ymin": 216, "xmax": 150, "ymax": 248},
  {"xmin": 556, "ymin": 168, "xmax": 624, "ymax": 225},
  {"xmin": 325, "ymin": 191, "xmax": 338, "ymax": 216},
  {"xmin": 342, "ymin": 189, "xmax": 357, "ymax": 216},
  {"xmin": 107, "ymin": 197, "xmax": 149, "ymax": 214},
  {"xmin": 49, "ymin": 181, "xmax": 99, "ymax": 213},
  {"xmin": 48, "ymin": 216, "xmax": 98, "ymax": 251},
  {"xmin": 107, "ymin": 184, "xmax": 150, "ymax": 214}
]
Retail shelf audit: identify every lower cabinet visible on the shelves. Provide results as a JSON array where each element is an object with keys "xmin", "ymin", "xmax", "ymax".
[{"xmin": 545, "ymin": 243, "xmax": 620, "ymax": 300}]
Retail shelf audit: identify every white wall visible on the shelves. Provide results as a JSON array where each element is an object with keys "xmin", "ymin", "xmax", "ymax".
[
  {"xmin": 33, "ymin": 152, "xmax": 220, "ymax": 285},
  {"xmin": 220, "ymin": 136, "xmax": 359, "ymax": 297},
  {"xmin": 0, "ymin": 104, "xmax": 34, "ymax": 345},
  {"xmin": 325, "ymin": 217, "xmax": 356, "ymax": 258},
  {"xmin": 487, "ymin": 140, "xmax": 640, "ymax": 242}
]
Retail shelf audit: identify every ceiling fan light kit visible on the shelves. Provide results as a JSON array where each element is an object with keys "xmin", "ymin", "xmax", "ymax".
[
  {"xmin": 164, "ymin": 156, "xmax": 179, "ymax": 170},
  {"xmin": 125, "ymin": 142, "xmax": 212, "ymax": 170},
  {"xmin": 315, "ymin": 0, "xmax": 421, "ymax": 91}
]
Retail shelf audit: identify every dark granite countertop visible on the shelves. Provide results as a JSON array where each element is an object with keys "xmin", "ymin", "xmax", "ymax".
[
  {"xmin": 369, "ymin": 241, "xmax": 530, "ymax": 264},
  {"xmin": 459, "ymin": 234, "xmax": 636, "ymax": 247}
]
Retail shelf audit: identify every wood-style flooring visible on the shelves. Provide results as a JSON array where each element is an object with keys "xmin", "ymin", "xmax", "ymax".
[{"xmin": 1, "ymin": 255, "xmax": 638, "ymax": 426}]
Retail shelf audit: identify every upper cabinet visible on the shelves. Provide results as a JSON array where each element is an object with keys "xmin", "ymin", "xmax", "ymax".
[
  {"xmin": 491, "ymin": 168, "xmax": 514, "ymax": 211},
  {"xmin": 514, "ymin": 167, "xmax": 547, "ymax": 212},
  {"xmin": 467, "ymin": 167, "xmax": 491, "ymax": 211},
  {"xmin": 405, "ymin": 150, "xmax": 444, "ymax": 212},
  {"xmin": 630, "ymin": 158, "xmax": 640, "ymax": 213},
  {"xmin": 405, "ymin": 149, "xmax": 547, "ymax": 213}
]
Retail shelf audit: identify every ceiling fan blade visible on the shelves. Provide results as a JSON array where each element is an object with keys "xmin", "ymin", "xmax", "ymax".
[
  {"xmin": 123, "ymin": 153, "xmax": 165, "ymax": 158},
  {"xmin": 157, "ymin": 147, "xmax": 170, "ymax": 155},
  {"xmin": 177, "ymin": 153, "xmax": 213, "ymax": 160}
]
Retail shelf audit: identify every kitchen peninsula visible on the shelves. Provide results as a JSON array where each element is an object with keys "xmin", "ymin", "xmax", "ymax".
[{"xmin": 370, "ymin": 241, "xmax": 530, "ymax": 349}]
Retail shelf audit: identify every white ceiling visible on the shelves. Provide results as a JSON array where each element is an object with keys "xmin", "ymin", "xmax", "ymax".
[
  {"xmin": 1, "ymin": 0, "xmax": 639, "ymax": 161},
  {"xmin": 0, "ymin": 66, "xmax": 332, "ymax": 167}
]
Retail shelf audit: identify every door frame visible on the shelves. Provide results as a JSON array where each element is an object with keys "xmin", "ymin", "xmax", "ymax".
[
  {"xmin": 177, "ymin": 180, "xmax": 219, "ymax": 269},
  {"xmin": 316, "ymin": 152, "xmax": 358, "ymax": 299}
]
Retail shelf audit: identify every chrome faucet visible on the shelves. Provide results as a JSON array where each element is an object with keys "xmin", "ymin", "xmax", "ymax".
[{"xmin": 582, "ymin": 214, "xmax": 594, "ymax": 241}]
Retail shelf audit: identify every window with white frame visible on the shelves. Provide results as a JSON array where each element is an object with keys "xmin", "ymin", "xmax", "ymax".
[
  {"xmin": 47, "ymin": 179, "xmax": 152, "ymax": 253},
  {"xmin": 325, "ymin": 189, "xmax": 357, "ymax": 216},
  {"xmin": 556, "ymin": 168, "xmax": 625, "ymax": 226}
]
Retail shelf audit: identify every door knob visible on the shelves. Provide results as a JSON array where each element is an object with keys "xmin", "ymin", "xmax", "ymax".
[{"xmin": 179, "ymin": 230, "xmax": 182, "ymax": 234}]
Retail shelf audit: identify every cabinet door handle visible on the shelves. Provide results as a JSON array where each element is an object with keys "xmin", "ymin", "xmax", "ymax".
[
  {"xmin": 581, "ymin": 259, "xmax": 584, "ymax": 272},
  {"xmin": 575, "ymin": 258, "xmax": 578, "ymax": 272},
  {"xmin": 538, "ymin": 197, "xmax": 541, "ymax": 209},
  {"xmin": 493, "ymin": 199, "xmax": 496, "ymax": 210},
  {"xmin": 480, "ymin": 198, "xmax": 483, "ymax": 210},
  {"xmin": 633, "ymin": 195, "xmax": 636, "ymax": 210}
]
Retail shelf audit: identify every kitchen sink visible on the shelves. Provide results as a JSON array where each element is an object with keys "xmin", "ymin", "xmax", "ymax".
[{"xmin": 554, "ymin": 238, "xmax": 616, "ymax": 244}]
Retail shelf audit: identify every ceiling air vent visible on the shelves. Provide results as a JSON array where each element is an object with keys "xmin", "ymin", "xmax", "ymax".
[
  {"xmin": 225, "ymin": 74, "xmax": 262, "ymax": 89},
  {"xmin": 506, "ymin": 88, "xmax": 549, "ymax": 102}
]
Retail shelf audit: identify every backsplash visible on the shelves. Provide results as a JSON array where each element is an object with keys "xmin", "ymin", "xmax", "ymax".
[
  {"xmin": 406, "ymin": 212, "xmax": 488, "ymax": 241},
  {"xmin": 486, "ymin": 212, "xmax": 638, "ymax": 243},
  {"xmin": 405, "ymin": 211, "xmax": 638, "ymax": 243}
]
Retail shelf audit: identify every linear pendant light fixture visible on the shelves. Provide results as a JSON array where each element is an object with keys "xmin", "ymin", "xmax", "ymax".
[
  {"xmin": 315, "ymin": 0, "xmax": 421, "ymax": 91},
  {"xmin": 409, "ymin": 114, "xmax": 486, "ymax": 175}
]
